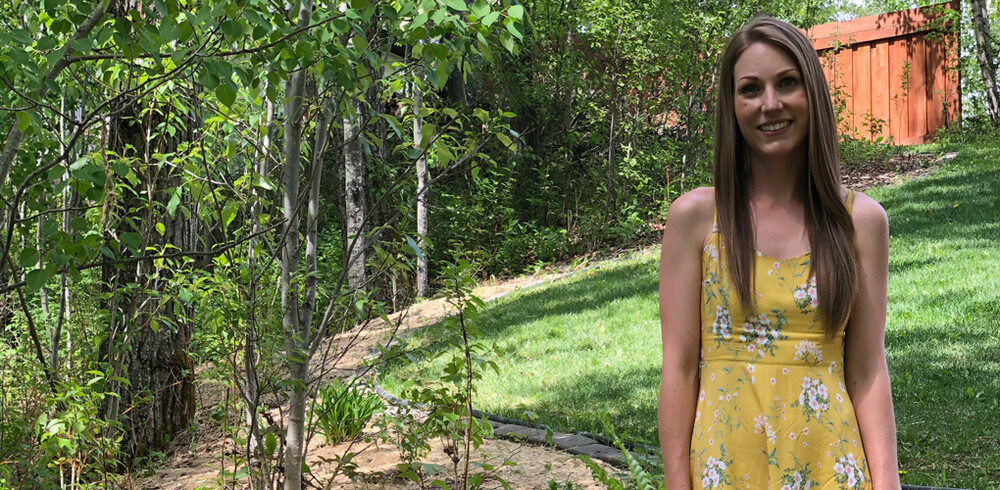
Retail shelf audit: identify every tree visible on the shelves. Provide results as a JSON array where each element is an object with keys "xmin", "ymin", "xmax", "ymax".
[{"xmin": 971, "ymin": 0, "xmax": 1000, "ymax": 125}]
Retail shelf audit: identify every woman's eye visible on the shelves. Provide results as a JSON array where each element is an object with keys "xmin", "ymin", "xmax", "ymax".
[
  {"xmin": 739, "ymin": 84, "xmax": 760, "ymax": 95},
  {"xmin": 780, "ymin": 77, "xmax": 798, "ymax": 88}
]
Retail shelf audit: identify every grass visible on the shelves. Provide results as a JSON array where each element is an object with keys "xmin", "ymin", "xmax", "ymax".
[{"xmin": 379, "ymin": 143, "xmax": 1000, "ymax": 489}]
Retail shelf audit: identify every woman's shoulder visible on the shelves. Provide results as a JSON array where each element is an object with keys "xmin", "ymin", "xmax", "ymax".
[
  {"xmin": 667, "ymin": 187, "xmax": 715, "ymax": 225},
  {"xmin": 845, "ymin": 190, "xmax": 889, "ymax": 256},
  {"xmin": 846, "ymin": 189, "xmax": 888, "ymax": 232},
  {"xmin": 665, "ymin": 187, "xmax": 715, "ymax": 246}
]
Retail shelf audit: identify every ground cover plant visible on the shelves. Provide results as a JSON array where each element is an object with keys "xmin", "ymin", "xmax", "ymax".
[{"xmin": 379, "ymin": 144, "xmax": 1000, "ymax": 489}]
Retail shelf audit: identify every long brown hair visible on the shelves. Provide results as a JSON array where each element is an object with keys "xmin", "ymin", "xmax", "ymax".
[{"xmin": 713, "ymin": 15, "xmax": 858, "ymax": 338}]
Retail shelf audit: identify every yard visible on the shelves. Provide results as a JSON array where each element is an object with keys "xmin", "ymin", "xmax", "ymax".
[{"xmin": 379, "ymin": 144, "xmax": 1000, "ymax": 490}]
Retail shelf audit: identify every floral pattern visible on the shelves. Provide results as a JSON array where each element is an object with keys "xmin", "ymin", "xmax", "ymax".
[
  {"xmin": 833, "ymin": 453, "xmax": 866, "ymax": 489},
  {"xmin": 690, "ymin": 191, "xmax": 871, "ymax": 489},
  {"xmin": 793, "ymin": 276, "xmax": 819, "ymax": 312},
  {"xmin": 738, "ymin": 310, "xmax": 787, "ymax": 357},
  {"xmin": 793, "ymin": 340, "xmax": 823, "ymax": 366},
  {"xmin": 711, "ymin": 306, "xmax": 733, "ymax": 340},
  {"xmin": 700, "ymin": 455, "xmax": 731, "ymax": 489},
  {"xmin": 780, "ymin": 463, "xmax": 820, "ymax": 490},
  {"xmin": 792, "ymin": 377, "xmax": 830, "ymax": 421}
]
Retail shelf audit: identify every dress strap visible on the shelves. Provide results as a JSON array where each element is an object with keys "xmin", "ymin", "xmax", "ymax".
[{"xmin": 845, "ymin": 189, "xmax": 856, "ymax": 213}]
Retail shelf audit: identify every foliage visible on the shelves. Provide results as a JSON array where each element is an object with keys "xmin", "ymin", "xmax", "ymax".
[{"xmin": 312, "ymin": 378, "xmax": 383, "ymax": 445}]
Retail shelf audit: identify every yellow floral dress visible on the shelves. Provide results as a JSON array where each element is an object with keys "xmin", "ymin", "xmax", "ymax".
[{"xmin": 690, "ymin": 190, "xmax": 871, "ymax": 490}]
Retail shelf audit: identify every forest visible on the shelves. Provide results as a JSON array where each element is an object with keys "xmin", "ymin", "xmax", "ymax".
[{"xmin": 0, "ymin": 0, "xmax": 997, "ymax": 488}]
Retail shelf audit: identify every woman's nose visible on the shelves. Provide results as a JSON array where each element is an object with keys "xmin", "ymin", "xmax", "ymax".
[{"xmin": 762, "ymin": 87, "xmax": 783, "ymax": 112}]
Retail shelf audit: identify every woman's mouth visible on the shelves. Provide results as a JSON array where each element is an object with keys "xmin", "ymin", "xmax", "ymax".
[{"xmin": 759, "ymin": 121, "xmax": 791, "ymax": 132}]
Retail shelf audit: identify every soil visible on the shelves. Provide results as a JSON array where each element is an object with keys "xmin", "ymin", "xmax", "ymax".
[{"xmin": 137, "ymin": 151, "xmax": 941, "ymax": 490}]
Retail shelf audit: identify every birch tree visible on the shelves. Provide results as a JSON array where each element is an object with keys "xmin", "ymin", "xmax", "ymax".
[{"xmin": 972, "ymin": 0, "xmax": 1000, "ymax": 125}]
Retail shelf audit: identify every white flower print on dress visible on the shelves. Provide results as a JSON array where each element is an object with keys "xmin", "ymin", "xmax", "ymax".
[
  {"xmin": 792, "ymin": 377, "xmax": 830, "ymax": 421},
  {"xmin": 833, "ymin": 453, "xmax": 866, "ymax": 489},
  {"xmin": 793, "ymin": 276, "xmax": 819, "ymax": 312},
  {"xmin": 700, "ymin": 455, "xmax": 731, "ymax": 489},
  {"xmin": 711, "ymin": 306, "xmax": 732, "ymax": 339},
  {"xmin": 752, "ymin": 413, "xmax": 777, "ymax": 444},
  {"xmin": 740, "ymin": 311, "xmax": 787, "ymax": 357},
  {"xmin": 779, "ymin": 463, "xmax": 820, "ymax": 490},
  {"xmin": 705, "ymin": 243, "xmax": 720, "ymax": 261},
  {"xmin": 793, "ymin": 340, "xmax": 823, "ymax": 366}
]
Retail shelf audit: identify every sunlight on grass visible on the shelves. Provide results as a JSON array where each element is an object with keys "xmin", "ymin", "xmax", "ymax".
[{"xmin": 379, "ymin": 144, "xmax": 1000, "ymax": 489}]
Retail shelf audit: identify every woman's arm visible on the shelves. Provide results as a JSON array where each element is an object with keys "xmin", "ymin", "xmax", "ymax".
[
  {"xmin": 657, "ymin": 188, "xmax": 712, "ymax": 489},
  {"xmin": 845, "ymin": 192, "xmax": 901, "ymax": 490}
]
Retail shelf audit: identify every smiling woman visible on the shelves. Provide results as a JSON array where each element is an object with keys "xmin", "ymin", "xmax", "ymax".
[{"xmin": 657, "ymin": 15, "xmax": 902, "ymax": 490}]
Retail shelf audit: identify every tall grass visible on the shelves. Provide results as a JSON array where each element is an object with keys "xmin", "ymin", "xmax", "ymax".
[{"xmin": 380, "ymin": 144, "xmax": 1000, "ymax": 489}]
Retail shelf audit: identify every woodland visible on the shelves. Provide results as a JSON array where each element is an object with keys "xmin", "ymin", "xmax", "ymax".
[{"xmin": 0, "ymin": 0, "xmax": 997, "ymax": 489}]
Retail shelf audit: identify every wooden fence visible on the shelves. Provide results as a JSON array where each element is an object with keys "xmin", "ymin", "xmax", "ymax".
[{"xmin": 803, "ymin": 1, "xmax": 960, "ymax": 145}]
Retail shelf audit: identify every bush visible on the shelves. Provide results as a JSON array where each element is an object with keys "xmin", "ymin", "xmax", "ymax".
[{"xmin": 313, "ymin": 379, "xmax": 383, "ymax": 445}]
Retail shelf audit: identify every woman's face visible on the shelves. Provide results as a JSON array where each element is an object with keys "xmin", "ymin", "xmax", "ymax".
[{"xmin": 732, "ymin": 42, "xmax": 809, "ymax": 165}]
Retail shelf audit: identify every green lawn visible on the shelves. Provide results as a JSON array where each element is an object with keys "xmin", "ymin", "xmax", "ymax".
[{"xmin": 379, "ymin": 144, "xmax": 1000, "ymax": 489}]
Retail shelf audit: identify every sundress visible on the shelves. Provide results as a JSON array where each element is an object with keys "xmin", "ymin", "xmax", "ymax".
[{"xmin": 691, "ymin": 190, "xmax": 872, "ymax": 490}]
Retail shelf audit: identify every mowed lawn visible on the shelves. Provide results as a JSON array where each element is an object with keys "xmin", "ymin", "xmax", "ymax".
[{"xmin": 379, "ymin": 144, "xmax": 1000, "ymax": 489}]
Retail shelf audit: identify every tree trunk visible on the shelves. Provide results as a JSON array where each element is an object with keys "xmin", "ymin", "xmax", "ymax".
[
  {"xmin": 413, "ymin": 70, "xmax": 429, "ymax": 298},
  {"xmin": 281, "ymin": 44, "xmax": 307, "ymax": 490},
  {"xmin": 101, "ymin": 97, "xmax": 196, "ymax": 463},
  {"xmin": 344, "ymin": 99, "xmax": 368, "ymax": 292},
  {"xmin": 972, "ymin": 0, "xmax": 1000, "ymax": 124}
]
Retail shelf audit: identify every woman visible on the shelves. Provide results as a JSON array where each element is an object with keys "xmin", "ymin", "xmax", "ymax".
[{"xmin": 657, "ymin": 16, "xmax": 900, "ymax": 490}]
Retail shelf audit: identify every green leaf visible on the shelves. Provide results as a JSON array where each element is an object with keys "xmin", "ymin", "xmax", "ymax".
[
  {"xmin": 221, "ymin": 20, "xmax": 243, "ymax": 39},
  {"xmin": 420, "ymin": 123, "xmax": 435, "ymax": 148},
  {"xmin": 26, "ymin": 269, "xmax": 47, "ymax": 292},
  {"xmin": 481, "ymin": 11, "xmax": 500, "ymax": 27},
  {"xmin": 15, "ymin": 111, "xmax": 32, "ymax": 132},
  {"xmin": 445, "ymin": 0, "xmax": 468, "ymax": 11},
  {"xmin": 264, "ymin": 433, "xmax": 277, "ymax": 455},
  {"xmin": 19, "ymin": 250, "xmax": 40, "ymax": 268},
  {"xmin": 216, "ymin": 83, "xmax": 237, "ymax": 108},
  {"xmin": 155, "ymin": 222, "xmax": 166, "ymax": 236},
  {"xmin": 500, "ymin": 30, "xmax": 515, "ymax": 53},
  {"xmin": 471, "ymin": 0, "xmax": 489, "ymax": 18},
  {"xmin": 120, "ymin": 232, "xmax": 141, "ymax": 251},
  {"xmin": 221, "ymin": 200, "xmax": 238, "ymax": 227},
  {"xmin": 496, "ymin": 132, "xmax": 514, "ymax": 150},
  {"xmin": 71, "ymin": 217, "xmax": 88, "ymax": 232},
  {"xmin": 35, "ymin": 36, "xmax": 58, "ymax": 52},
  {"xmin": 42, "ymin": 219, "xmax": 58, "ymax": 236},
  {"xmin": 507, "ymin": 4, "xmax": 524, "ymax": 20},
  {"xmin": 11, "ymin": 29, "xmax": 32, "ymax": 45},
  {"xmin": 506, "ymin": 20, "xmax": 523, "ymax": 40},
  {"xmin": 406, "ymin": 235, "xmax": 424, "ymax": 259},
  {"xmin": 166, "ymin": 187, "xmax": 182, "ymax": 217},
  {"xmin": 436, "ymin": 143, "xmax": 455, "ymax": 166}
]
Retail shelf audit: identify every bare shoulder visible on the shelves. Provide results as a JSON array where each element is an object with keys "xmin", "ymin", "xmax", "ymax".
[
  {"xmin": 665, "ymin": 187, "xmax": 715, "ymax": 247},
  {"xmin": 849, "ymin": 191, "xmax": 889, "ymax": 265},
  {"xmin": 667, "ymin": 187, "xmax": 714, "ymax": 227},
  {"xmin": 850, "ymin": 191, "xmax": 889, "ymax": 237}
]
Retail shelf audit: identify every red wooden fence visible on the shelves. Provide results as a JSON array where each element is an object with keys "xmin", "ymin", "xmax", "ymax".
[{"xmin": 803, "ymin": 1, "xmax": 960, "ymax": 145}]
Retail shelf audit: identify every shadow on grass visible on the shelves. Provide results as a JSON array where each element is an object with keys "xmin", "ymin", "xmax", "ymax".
[
  {"xmin": 489, "ymin": 364, "xmax": 662, "ymax": 444},
  {"xmin": 480, "ymin": 259, "xmax": 659, "ymax": 335},
  {"xmin": 877, "ymin": 157, "xmax": 1000, "ymax": 245}
]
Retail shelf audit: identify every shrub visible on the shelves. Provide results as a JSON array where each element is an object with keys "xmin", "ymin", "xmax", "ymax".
[{"xmin": 313, "ymin": 379, "xmax": 383, "ymax": 445}]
